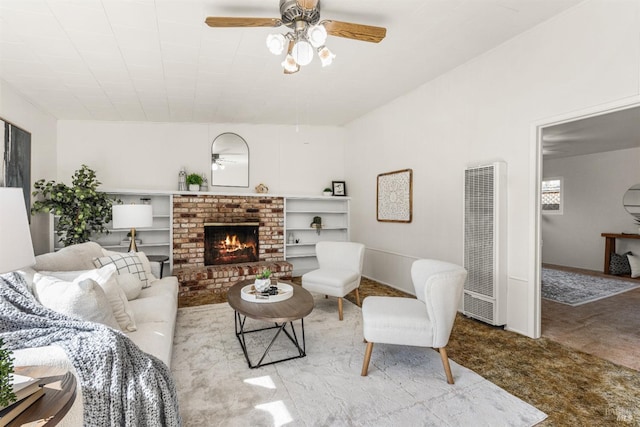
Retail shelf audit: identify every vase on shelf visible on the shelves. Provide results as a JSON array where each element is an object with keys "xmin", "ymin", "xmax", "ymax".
[{"xmin": 189, "ymin": 184, "xmax": 199, "ymax": 191}]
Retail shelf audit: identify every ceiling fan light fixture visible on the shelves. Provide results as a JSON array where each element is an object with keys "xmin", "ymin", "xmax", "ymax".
[
  {"xmin": 317, "ymin": 46, "xmax": 335, "ymax": 67},
  {"xmin": 211, "ymin": 162, "xmax": 219, "ymax": 171},
  {"xmin": 266, "ymin": 33, "xmax": 286, "ymax": 55},
  {"xmin": 307, "ymin": 24, "xmax": 327, "ymax": 48},
  {"xmin": 282, "ymin": 54, "xmax": 299, "ymax": 72},
  {"xmin": 292, "ymin": 39, "xmax": 314, "ymax": 66}
]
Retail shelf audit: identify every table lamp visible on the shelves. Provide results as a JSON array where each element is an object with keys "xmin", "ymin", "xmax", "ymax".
[
  {"xmin": 0, "ymin": 187, "xmax": 36, "ymax": 274},
  {"xmin": 112, "ymin": 204, "xmax": 153, "ymax": 252}
]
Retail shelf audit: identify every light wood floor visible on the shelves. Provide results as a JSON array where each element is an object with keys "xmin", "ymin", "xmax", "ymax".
[{"xmin": 541, "ymin": 264, "xmax": 640, "ymax": 371}]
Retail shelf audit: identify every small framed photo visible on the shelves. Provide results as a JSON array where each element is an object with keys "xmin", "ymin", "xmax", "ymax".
[{"xmin": 332, "ymin": 181, "xmax": 346, "ymax": 196}]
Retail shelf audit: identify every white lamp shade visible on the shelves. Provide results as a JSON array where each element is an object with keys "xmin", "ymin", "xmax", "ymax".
[
  {"xmin": 282, "ymin": 54, "xmax": 299, "ymax": 72},
  {"xmin": 266, "ymin": 34, "xmax": 286, "ymax": 55},
  {"xmin": 112, "ymin": 204, "xmax": 153, "ymax": 229},
  {"xmin": 292, "ymin": 40, "xmax": 314, "ymax": 66},
  {"xmin": 0, "ymin": 187, "xmax": 35, "ymax": 273},
  {"xmin": 318, "ymin": 46, "xmax": 336, "ymax": 67},
  {"xmin": 307, "ymin": 25, "xmax": 327, "ymax": 48}
]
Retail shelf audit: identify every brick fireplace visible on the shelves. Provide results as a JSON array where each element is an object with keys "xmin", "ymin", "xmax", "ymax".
[{"xmin": 172, "ymin": 195, "xmax": 292, "ymax": 299}]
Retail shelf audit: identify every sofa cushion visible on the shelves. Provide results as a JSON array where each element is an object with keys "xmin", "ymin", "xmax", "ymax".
[
  {"xmin": 42, "ymin": 266, "xmax": 137, "ymax": 332},
  {"xmin": 101, "ymin": 249, "xmax": 158, "ymax": 284},
  {"xmin": 94, "ymin": 252, "xmax": 149, "ymax": 288},
  {"xmin": 34, "ymin": 242, "xmax": 104, "ymax": 271},
  {"xmin": 33, "ymin": 273, "xmax": 120, "ymax": 329}
]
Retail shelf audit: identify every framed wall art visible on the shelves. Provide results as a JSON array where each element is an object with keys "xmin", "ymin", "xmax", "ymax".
[
  {"xmin": 1, "ymin": 118, "xmax": 31, "ymax": 215},
  {"xmin": 377, "ymin": 169, "xmax": 412, "ymax": 223}
]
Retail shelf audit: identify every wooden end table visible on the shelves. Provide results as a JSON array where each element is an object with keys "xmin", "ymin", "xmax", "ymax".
[
  {"xmin": 8, "ymin": 366, "xmax": 76, "ymax": 426},
  {"xmin": 227, "ymin": 280, "xmax": 314, "ymax": 369}
]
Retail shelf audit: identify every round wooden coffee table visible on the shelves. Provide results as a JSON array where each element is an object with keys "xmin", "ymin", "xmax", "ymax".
[{"xmin": 227, "ymin": 279, "xmax": 314, "ymax": 368}]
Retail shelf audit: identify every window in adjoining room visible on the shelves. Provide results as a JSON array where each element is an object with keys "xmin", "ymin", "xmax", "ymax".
[{"xmin": 542, "ymin": 177, "xmax": 563, "ymax": 214}]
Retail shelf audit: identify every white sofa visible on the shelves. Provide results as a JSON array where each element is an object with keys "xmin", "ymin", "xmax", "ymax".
[{"xmin": 13, "ymin": 242, "xmax": 178, "ymax": 426}]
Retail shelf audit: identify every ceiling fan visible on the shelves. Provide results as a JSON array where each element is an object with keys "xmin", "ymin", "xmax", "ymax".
[{"xmin": 205, "ymin": 0, "xmax": 387, "ymax": 74}]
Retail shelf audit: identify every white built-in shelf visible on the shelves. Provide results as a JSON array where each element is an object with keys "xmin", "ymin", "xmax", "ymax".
[{"xmin": 284, "ymin": 197, "xmax": 350, "ymax": 276}]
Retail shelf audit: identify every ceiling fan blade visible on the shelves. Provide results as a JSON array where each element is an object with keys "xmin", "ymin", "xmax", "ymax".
[
  {"xmin": 205, "ymin": 17, "xmax": 282, "ymax": 28},
  {"xmin": 297, "ymin": 0, "xmax": 319, "ymax": 10},
  {"xmin": 322, "ymin": 20, "xmax": 386, "ymax": 43},
  {"xmin": 284, "ymin": 40, "xmax": 300, "ymax": 75}
]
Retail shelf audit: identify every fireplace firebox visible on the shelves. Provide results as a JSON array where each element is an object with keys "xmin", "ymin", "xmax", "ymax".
[{"xmin": 204, "ymin": 222, "xmax": 259, "ymax": 265}]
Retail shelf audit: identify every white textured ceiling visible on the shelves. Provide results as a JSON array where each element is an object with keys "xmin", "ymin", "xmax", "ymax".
[
  {"xmin": 543, "ymin": 106, "xmax": 640, "ymax": 159},
  {"xmin": 0, "ymin": 0, "xmax": 583, "ymax": 126}
]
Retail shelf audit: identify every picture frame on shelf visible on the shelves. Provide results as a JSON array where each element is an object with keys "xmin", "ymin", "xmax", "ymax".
[
  {"xmin": 377, "ymin": 169, "xmax": 413, "ymax": 223},
  {"xmin": 332, "ymin": 181, "xmax": 346, "ymax": 196}
]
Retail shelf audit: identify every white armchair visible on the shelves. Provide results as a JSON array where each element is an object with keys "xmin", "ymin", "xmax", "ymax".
[
  {"xmin": 302, "ymin": 241, "xmax": 365, "ymax": 320},
  {"xmin": 360, "ymin": 259, "xmax": 467, "ymax": 384}
]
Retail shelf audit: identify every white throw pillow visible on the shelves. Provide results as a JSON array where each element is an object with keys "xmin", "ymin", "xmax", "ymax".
[
  {"xmin": 41, "ymin": 266, "xmax": 137, "ymax": 331},
  {"xmin": 33, "ymin": 273, "xmax": 120, "ymax": 329},
  {"xmin": 627, "ymin": 254, "xmax": 640, "ymax": 278},
  {"xmin": 42, "ymin": 268, "xmax": 142, "ymax": 301},
  {"xmin": 94, "ymin": 252, "xmax": 149, "ymax": 288}
]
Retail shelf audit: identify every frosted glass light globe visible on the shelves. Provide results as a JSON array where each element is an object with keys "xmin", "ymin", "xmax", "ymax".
[
  {"xmin": 292, "ymin": 40, "xmax": 313, "ymax": 66},
  {"xmin": 266, "ymin": 34, "xmax": 286, "ymax": 55},
  {"xmin": 307, "ymin": 25, "xmax": 327, "ymax": 48}
]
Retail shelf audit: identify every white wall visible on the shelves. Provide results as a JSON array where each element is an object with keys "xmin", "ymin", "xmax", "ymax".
[
  {"xmin": 57, "ymin": 121, "xmax": 346, "ymax": 195},
  {"xmin": 344, "ymin": 0, "xmax": 640, "ymax": 337},
  {"xmin": 0, "ymin": 79, "xmax": 58, "ymax": 255},
  {"xmin": 542, "ymin": 148, "xmax": 640, "ymax": 270}
]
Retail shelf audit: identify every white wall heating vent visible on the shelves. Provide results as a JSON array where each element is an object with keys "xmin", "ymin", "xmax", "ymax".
[{"xmin": 463, "ymin": 162, "xmax": 507, "ymax": 326}]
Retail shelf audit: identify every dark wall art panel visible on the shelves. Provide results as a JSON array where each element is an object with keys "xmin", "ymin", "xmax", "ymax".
[{"xmin": 1, "ymin": 118, "xmax": 31, "ymax": 214}]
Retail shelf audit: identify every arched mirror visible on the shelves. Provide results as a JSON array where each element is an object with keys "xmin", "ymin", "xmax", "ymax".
[
  {"xmin": 623, "ymin": 184, "xmax": 640, "ymax": 219},
  {"xmin": 211, "ymin": 133, "xmax": 249, "ymax": 187}
]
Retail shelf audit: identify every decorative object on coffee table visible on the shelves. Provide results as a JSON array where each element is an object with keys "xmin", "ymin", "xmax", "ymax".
[
  {"xmin": 186, "ymin": 173, "xmax": 203, "ymax": 191},
  {"xmin": 112, "ymin": 204, "xmax": 153, "ymax": 252},
  {"xmin": 377, "ymin": 168, "xmax": 413, "ymax": 223},
  {"xmin": 254, "ymin": 269, "xmax": 272, "ymax": 292}
]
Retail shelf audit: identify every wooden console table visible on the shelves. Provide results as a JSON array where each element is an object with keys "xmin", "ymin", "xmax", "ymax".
[{"xmin": 601, "ymin": 233, "xmax": 640, "ymax": 274}]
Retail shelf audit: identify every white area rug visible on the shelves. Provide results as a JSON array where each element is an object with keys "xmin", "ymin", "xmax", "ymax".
[
  {"xmin": 542, "ymin": 267, "xmax": 640, "ymax": 306},
  {"xmin": 171, "ymin": 296, "xmax": 546, "ymax": 426}
]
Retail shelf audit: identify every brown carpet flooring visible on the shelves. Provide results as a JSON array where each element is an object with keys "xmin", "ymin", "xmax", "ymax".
[{"xmin": 179, "ymin": 277, "xmax": 640, "ymax": 426}]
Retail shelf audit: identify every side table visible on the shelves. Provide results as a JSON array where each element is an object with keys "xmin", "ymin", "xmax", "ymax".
[
  {"xmin": 147, "ymin": 255, "xmax": 170, "ymax": 278},
  {"xmin": 8, "ymin": 366, "xmax": 76, "ymax": 426}
]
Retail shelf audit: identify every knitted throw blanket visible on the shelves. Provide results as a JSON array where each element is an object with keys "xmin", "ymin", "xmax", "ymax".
[{"xmin": 0, "ymin": 272, "xmax": 181, "ymax": 426}]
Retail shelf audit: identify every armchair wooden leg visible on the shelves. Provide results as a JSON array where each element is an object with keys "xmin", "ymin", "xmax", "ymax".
[
  {"xmin": 361, "ymin": 342, "xmax": 374, "ymax": 376},
  {"xmin": 338, "ymin": 297, "xmax": 343, "ymax": 321},
  {"xmin": 438, "ymin": 347, "xmax": 454, "ymax": 384},
  {"xmin": 355, "ymin": 288, "xmax": 361, "ymax": 306}
]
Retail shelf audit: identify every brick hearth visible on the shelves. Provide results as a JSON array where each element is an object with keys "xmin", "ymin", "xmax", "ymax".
[{"xmin": 172, "ymin": 194, "xmax": 291, "ymax": 299}]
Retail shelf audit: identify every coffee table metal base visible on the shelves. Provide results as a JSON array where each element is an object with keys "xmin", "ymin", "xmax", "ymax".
[{"xmin": 234, "ymin": 310, "xmax": 306, "ymax": 368}]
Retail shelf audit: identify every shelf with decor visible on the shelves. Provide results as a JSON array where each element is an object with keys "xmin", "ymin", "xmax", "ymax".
[
  {"xmin": 51, "ymin": 190, "xmax": 173, "ymax": 275},
  {"xmin": 284, "ymin": 196, "xmax": 350, "ymax": 276}
]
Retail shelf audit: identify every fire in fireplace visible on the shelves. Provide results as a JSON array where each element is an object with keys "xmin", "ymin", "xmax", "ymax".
[{"xmin": 204, "ymin": 222, "xmax": 259, "ymax": 265}]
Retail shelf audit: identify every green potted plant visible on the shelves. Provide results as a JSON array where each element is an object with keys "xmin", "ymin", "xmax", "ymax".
[
  {"xmin": 0, "ymin": 339, "xmax": 16, "ymax": 409},
  {"xmin": 186, "ymin": 173, "xmax": 203, "ymax": 191},
  {"xmin": 323, "ymin": 188, "xmax": 333, "ymax": 196},
  {"xmin": 255, "ymin": 269, "xmax": 272, "ymax": 292},
  {"xmin": 32, "ymin": 165, "xmax": 116, "ymax": 247}
]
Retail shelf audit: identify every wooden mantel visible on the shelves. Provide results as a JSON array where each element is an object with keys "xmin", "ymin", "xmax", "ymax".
[{"xmin": 601, "ymin": 233, "xmax": 640, "ymax": 274}]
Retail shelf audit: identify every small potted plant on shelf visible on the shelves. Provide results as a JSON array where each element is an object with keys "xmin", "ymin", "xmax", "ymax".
[
  {"xmin": 186, "ymin": 173, "xmax": 203, "ymax": 191},
  {"xmin": 323, "ymin": 188, "xmax": 333, "ymax": 196},
  {"xmin": 254, "ymin": 269, "xmax": 272, "ymax": 292}
]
